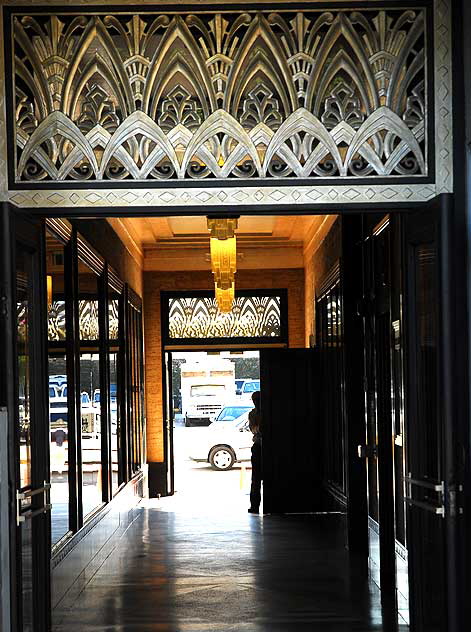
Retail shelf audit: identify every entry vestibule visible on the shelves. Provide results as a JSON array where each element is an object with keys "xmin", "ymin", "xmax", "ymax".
[
  {"xmin": 2, "ymin": 201, "xmax": 466, "ymax": 632},
  {"xmin": 2, "ymin": 0, "xmax": 470, "ymax": 628}
]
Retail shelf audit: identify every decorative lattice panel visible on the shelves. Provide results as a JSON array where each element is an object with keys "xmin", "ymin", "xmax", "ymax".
[
  {"xmin": 168, "ymin": 296, "xmax": 281, "ymax": 339},
  {"xmin": 48, "ymin": 300, "xmax": 66, "ymax": 341},
  {"xmin": 10, "ymin": 6, "xmax": 428, "ymax": 185},
  {"xmin": 108, "ymin": 298, "xmax": 119, "ymax": 340}
]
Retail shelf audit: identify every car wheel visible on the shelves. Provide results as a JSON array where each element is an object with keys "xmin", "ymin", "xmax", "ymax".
[{"xmin": 209, "ymin": 446, "xmax": 235, "ymax": 471}]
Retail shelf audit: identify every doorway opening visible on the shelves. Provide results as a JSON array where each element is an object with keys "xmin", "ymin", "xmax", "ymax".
[
  {"xmin": 6, "ymin": 206, "xmax": 454, "ymax": 632},
  {"xmin": 168, "ymin": 350, "xmax": 260, "ymax": 513}
]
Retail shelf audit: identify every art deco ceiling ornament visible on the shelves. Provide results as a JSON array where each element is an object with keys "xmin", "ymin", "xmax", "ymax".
[
  {"xmin": 207, "ymin": 218, "xmax": 238, "ymax": 313},
  {"xmin": 10, "ymin": 7, "xmax": 427, "ymax": 185}
]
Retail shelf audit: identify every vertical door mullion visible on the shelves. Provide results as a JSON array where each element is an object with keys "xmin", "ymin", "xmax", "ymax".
[
  {"xmin": 66, "ymin": 229, "xmax": 82, "ymax": 530},
  {"xmin": 128, "ymin": 305, "xmax": 134, "ymax": 476},
  {"xmin": 137, "ymin": 314, "xmax": 143, "ymax": 468},
  {"xmin": 0, "ymin": 207, "xmax": 13, "ymax": 630},
  {"xmin": 30, "ymin": 219, "xmax": 51, "ymax": 632},
  {"xmin": 124, "ymin": 291, "xmax": 133, "ymax": 481},
  {"xmin": 136, "ymin": 313, "xmax": 141, "ymax": 468},
  {"xmin": 131, "ymin": 311, "xmax": 136, "ymax": 472},
  {"xmin": 118, "ymin": 290, "xmax": 127, "ymax": 485},
  {"xmin": 2, "ymin": 206, "xmax": 20, "ymax": 632}
]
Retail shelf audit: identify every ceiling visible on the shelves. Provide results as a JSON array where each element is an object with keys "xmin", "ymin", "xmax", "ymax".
[{"xmin": 107, "ymin": 215, "xmax": 337, "ymax": 271}]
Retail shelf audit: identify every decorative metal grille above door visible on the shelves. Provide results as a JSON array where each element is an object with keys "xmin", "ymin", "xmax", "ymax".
[
  {"xmin": 162, "ymin": 290, "xmax": 288, "ymax": 348},
  {"xmin": 8, "ymin": 5, "xmax": 431, "ymax": 186}
]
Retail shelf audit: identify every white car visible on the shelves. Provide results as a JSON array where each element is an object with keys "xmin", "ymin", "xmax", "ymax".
[
  {"xmin": 213, "ymin": 404, "xmax": 253, "ymax": 423},
  {"xmin": 189, "ymin": 412, "xmax": 253, "ymax": 470}
]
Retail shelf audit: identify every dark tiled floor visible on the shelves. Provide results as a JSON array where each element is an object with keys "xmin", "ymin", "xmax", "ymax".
[{"xmin": 53, "ymin": 502, "xmax": 406, "ymax": 632}]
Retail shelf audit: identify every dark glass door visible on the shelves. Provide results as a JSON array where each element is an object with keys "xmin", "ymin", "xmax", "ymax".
[
  {"xmin": 260, "ymin": 348, "xmax": 324, "ymax": 514},
  {"xmin": 362, "ymin": 218, "xmax": 397, "ymax": 611},
  {"xmin": 404, "ymin": 208, "xmax": 446, "ymax": 632},
  {"xmin": 12, "ymin": 216, "xmax": 50, "ymax": 632}
]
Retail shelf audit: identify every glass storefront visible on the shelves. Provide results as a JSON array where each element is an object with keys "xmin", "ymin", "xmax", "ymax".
[
  {"xmin": 44, "ymin": 221, "xmax": 144, "ymax": 550},
  {"xmin": 78, "ymin": 261, "xmax": 103, "ymax": 517},
  {"xmin": 46, "ymin": 230, "xmax": 70, "ymax": 545}
]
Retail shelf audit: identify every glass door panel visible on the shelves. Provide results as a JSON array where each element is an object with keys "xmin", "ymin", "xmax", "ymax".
[
  {"xmin": 109, "ymin": 349, "xmax": 120, "ymax": 493},
  {"xmin": 109, "ymin": 292, "xmax": 121, "ymax": 493},
  {"xmin": 78, "ymin": 260, "xmax": 103, "ymax": 517},
  {"xmin": 14, "ymin": 228, "xmax": 50, "ymax": 632},
  {"xmin": 404, "ymin": 209, "xmax": 447, "ymax": 632},
  {"xmin": 16, "ymin": 248, "xmax": 33, "ymax": 631},
  {"xmin": 46, "ymin": 229, "xmax": 70, "ymax": 546}
]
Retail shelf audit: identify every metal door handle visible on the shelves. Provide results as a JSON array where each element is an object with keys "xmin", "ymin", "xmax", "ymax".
[
  {"xmin": 17, "ymin": 504, "xmax": 52, "ymax": 523},
  {"xmin": 403, "ymin": 473, "xmax": 445, "ymax": 518},
  {"xmin": 17, "ymin": 482, "xmax": 51, "ymax": 526},
  {"xmin": 402, "ymin": 476, "xmax": 444, "ymax": 493},
  {"xmin": 17, "ymin": 482, "xmax": 51, "ymax": 500},
  {"xmin": 404, "ymin": 497, "xmax": 444, "ymax": 516}
]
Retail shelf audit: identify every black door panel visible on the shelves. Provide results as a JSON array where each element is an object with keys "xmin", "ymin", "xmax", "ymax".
[
  {"xmin": 260, "ymin": 349, "xmax": 325, "ymax": 514},
  {"xmin": 404, "ymin": 209, "xmax": 447, "ymax": 632}
]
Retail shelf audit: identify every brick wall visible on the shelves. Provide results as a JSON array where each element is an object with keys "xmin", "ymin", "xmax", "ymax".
[
  {"xmin": 144, "ymin": 268, "xmax": 305, "ymax": 463},
  {"xmin": 304, "ymin": 218, "xmax": 342, "ymax": 346}
]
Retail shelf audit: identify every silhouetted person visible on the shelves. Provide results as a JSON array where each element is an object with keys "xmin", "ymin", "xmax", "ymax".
[
  {"xmin": 55, "ymin": 428, "xmax": 65, "ymax": 447},
  {"xmin": 248, "ymin": 390, "xmax": 262, "ymax": 513}
]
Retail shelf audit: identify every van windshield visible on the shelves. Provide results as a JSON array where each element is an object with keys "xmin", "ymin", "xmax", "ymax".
[{"xmin": 190, "ymin": 384, "xmax": 226, "ymax": 397}]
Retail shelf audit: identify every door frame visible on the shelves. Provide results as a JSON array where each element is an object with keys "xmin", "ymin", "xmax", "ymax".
[
  {"xmin": 3, "ymin": 189, "xmax": 469, "ymax": 631},
  {"xmin": 157, "ymin": 289, "xmax": 289, "ymax": 498},
  {"xmin": 342, "ymin": 196, "xmax": 469, "ymax": 631},
  {"xmin": 3, "ymin": 208, "xmax": 51, "ymax": 632},
  {"xmin": 1, "ymin": 203, "xmax": 14, "ymax": 632},
  {"xmin": 160, "ymin": 347, "xmax": 265, "ymax": 498}
]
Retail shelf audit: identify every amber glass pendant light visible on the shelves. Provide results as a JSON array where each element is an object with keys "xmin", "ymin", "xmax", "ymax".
[{"xmin": 207, "ymin": 218, "xmax": 238, "ymax": 313}]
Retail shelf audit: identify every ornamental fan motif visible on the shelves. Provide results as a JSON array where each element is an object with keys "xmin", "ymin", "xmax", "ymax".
[
  {"xmin": 47, "ymin": 298, "xmax": 120, "ymax": 341},
  {"xmin": 11, "ymin": 8, "xmax": 427, "ymax": 183},
  {"xmin": 168, "ymin": 296, "xmax": 281, "ymax": 339}
]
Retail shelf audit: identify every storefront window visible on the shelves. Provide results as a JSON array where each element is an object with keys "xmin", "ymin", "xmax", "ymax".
[
  {"xmin": 109, "ymin": 293, "xmax": 121, "ymax": 493},
  {"xmin": 78, "ymin": 260, "xmax": 103, "ymax": 517}
]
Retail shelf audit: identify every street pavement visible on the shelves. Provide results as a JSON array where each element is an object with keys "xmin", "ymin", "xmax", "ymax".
[{"xmin": 170, "ymin": 423, "xmax": 256, "ymax": 514}]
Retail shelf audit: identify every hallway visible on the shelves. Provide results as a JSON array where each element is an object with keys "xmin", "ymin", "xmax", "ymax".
[{"xmin": 52, "ymin": 500, "xmax": 402, "ymax": 632}]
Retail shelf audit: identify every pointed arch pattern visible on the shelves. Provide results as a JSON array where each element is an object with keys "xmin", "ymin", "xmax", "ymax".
[{"xmin": 11, "ymin": 7, "xmax": 428, "ymax": 184}]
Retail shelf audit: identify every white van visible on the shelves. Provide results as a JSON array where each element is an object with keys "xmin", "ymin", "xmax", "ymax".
[{"xmin": 181, "ymin": 359, "xmax": 234, "ymax": 426}]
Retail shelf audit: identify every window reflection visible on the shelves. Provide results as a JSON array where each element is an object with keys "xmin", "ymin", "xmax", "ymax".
[
  {"xmin": 109, "ymin": 351, "xmax": 120, "ymax": 493},
  {"xmin": 109, "ymin": 293, "xmax": 120, "ymax": 493},
  {"xmin": 46, "ymin": 230, "xmax": 70, "ymax": 545},
  {"xmin": 16, "ymin": 248, "xmax": 34, "ymax": 629},
  {"xmin": 17, "ymin": 261, "xmax": 31, "ymax": 491},
  {"xmin": 78, "ymin": 261, "xmax": 103, "ymax": 517},
  {"xmin": 44, "ymin": 227, "xmax": 144, "ymax": 549}
]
